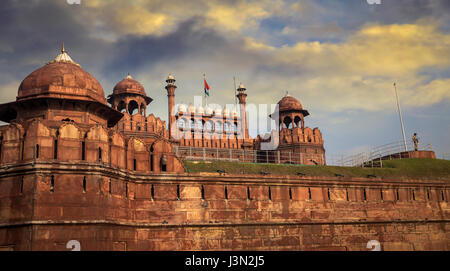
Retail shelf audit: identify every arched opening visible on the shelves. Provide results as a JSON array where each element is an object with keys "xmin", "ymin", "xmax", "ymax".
[
  {"xmin": 283, "ymin": 116, "xmax": 293, "ymax": 129},
  {"xmin": 205, "ymin": 121, "xmax": 213, "ymax": 131},
  {"xmin": 50, "ymin": 175, "xmax": 55, "ymax": 193},
  {"xmin": 150, "ymin": 146, "xmax": 154, "ymax": 171},
  {"xmin": 224, "ymin": 122, "xmax": 232, "ymax": 134},
  {"xmin": 215, "ymin": 121, "xmax": 223, "ymax": 133},
  {"xmin": 117, "ymin": 101, "xmax": 127, "ymax": 113},
  {"xmin": 21, "ymin": 133, "xmax": 26, "ymax": 160},
  {"xmin": 81, "ymin": 141, "xmax": 86, "ymax": 160},
  {"xmin": 177, "ymin": 118, "xmax": 186, "ymax": 130},
  {"xmin": 294, "ymin": 115, "xmax": 302, "ymax": 128},
  {"xmin": 35, "ymin": 144, "xmax": 40, "ymax": 159},
  {"xmin": 128, "ymin": 100, "xmax": 139, "ymax": 115},
  {"xmin": 161, "ymin": 154, "xmax": 167, "ymax": 172},
  {"xmin": 140, "ymin": 103, "xmax": 146, "ymax": 116},
  {"xmin": 54, "ymin": 131, "xmax": 59, "ymax": 159},
  {"xmin": 98, "ymin": 147, "xmax": 102, "ymax": 162},
  {"xmin": 189, "ymin": 119, "xmax": 195, "ymax": 130},
  {"xmin": 195, "ymin": 119, "xmax": 203, "ymax": 130}
]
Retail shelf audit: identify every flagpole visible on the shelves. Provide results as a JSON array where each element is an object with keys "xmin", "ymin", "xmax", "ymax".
[
  {"xmin": 233, "ymin": 76, "xmax": 237, "ymax": 105},
  {"xmin": 394, "ymin": 82, "xmax": 408, "ymax": 152},
  {"xmin": 203, "ymin": 73, "xmax": 207, "ymax": 106}
]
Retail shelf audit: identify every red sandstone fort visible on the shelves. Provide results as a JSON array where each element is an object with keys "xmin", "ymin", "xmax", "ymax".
[{"xmin": 0, "ymin": 46, "xmax": 448, "ymax": 251}]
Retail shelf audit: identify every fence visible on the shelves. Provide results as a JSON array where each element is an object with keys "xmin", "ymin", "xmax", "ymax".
[
  {"xmin": 327, "ymin": 141, "xmax": 433, "ymax": 168},
  {"xmin": 174, "ymin": 146, "xmax": 326, "ymax": 165},
  {"xmin": 175, "ymin": 141, "xmax": 433, "ymax": 168}
]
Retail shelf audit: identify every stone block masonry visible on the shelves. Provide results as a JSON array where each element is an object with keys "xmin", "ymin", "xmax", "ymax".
[{"xmin": 0, "ymin": 161, "xmax": 448, "ymax": 251}]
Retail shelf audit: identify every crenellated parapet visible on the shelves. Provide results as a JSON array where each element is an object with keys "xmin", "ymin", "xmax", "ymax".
[{"xmin": 0, "ymin": 119, "xmax": 184, "ymax": 173}]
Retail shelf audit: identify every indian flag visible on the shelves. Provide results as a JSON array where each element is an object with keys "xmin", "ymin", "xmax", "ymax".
[{"xmin": 204, "ymin": 78, "xmax": 210, "ymax": 96}]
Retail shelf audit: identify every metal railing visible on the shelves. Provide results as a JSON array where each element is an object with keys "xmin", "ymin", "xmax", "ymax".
[
  {"xmin": 327, "ymin": 141, "xmax": 433, "ymax": 168},
  {"xmin": 174, "ymin": 146, "xmax": 326, "ymax": 165},
  {"xmin": 176, "ymin": 141, "xmax": 434, "ymax": 168}
]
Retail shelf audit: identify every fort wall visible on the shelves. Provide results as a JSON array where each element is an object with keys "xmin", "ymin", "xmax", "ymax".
[{"xmin": 0, "ymin": 161, "xmax": 448, "ymax": 250}]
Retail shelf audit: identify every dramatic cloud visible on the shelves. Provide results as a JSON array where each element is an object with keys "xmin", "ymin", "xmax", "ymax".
[{"xmin": 0, "ymin": 0, "xmax": 448, "ymax": 156}]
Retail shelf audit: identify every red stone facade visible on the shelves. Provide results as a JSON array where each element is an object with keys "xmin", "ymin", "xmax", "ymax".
[
  {"xmin": 0, "ymin": 47, "xmax": 448, "ymax": 250},
  {"xmin": 0, "ymin": 168, "xmax": 448, "ymax": 250}
]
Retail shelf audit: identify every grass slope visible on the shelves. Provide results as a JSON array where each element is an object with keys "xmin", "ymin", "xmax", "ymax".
[{"xmin": 184, "ymin": 159, "xmax": 450, "ymax": 179}]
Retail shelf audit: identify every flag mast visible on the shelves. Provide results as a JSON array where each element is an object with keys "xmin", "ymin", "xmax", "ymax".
[
  {"xmin": 394, "ymin": 82, "xmax": 408, "ymax": 152},
  {"xmin": 203, "ymin": 73, "xmax": 207, "ymax": 106},
  {"xmin": 233, "ymin": 76, "xmax": 237, "ymax": 105}
]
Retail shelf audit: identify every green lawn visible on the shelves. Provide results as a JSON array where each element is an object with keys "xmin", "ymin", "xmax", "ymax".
[{"xmin": 184, "ymin": 158, "xmax": 450, "ymax": 180}]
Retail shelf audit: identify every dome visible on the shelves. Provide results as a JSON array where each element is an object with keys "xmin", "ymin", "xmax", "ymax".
[
  {"xmin": 197, "ymin": 105, "xmax": 204, "ymax": 114},
  {"xmin": 277, "ymin": 93, "xmax": 303, "ymax": 112},
  {"xmin": 214, "ymin": 107, "xmax": 222, "ymax": 115},
  {"xmin": 188, "ymin": 104, "xmax": 195, "ymax": 113},
  {"xmin": 167, "ymin": 74, "xmax": 175, "ymax": 80},
  {"xmin": 18, "ymin": 47, "xmax": 106, "ymax": 105},
  {"xmin": 205, "ymin": 106, "xmax": 213, "ymax": 115},
  {"xmin": 113, "ymin": 74, "xmax": 147, "ymax": 97},
  {"xmin": 223, "ymin": 108, "xmax": 230, "ymax": 116},
  {"xmin": 178, "ymin": 104, "xmax": 187, "ymax": 112},
  {"xmin": 232, "ymin": 109, "xmax": 239, "ymax": 117},
  {"xmin": 271, "ymin": 92, "xmax": 310, "ymax": 118}
]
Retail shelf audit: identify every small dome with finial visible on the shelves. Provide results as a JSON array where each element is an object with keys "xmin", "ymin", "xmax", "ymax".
[
  {"xmin": 205, "ymin": 105, "xmax": 213, "ymax": 115},
  {"xmin": 237, "ymin": 82, "xmax": 246, "ymax": 91},
  {"xmin": 214, "ymin": 107, "xmax": 222, "ymax": 115},
  {"xmin": 178, "ymin": 104, "xmax": 187, "ymax": 112},
  {"xmin": 188, "ymin": 104, "xmax": 195, "ymax": 113},
  {"xmin": 48, "ymin": 41, "xmax": 80, "ymax": 66},
  {"xmin": 197, "ymin": 105, "xmax": 204, "ymax": 114},
  {"xmin": 166, "ymin": 74, "xmax": 176, "ymax": 85}
]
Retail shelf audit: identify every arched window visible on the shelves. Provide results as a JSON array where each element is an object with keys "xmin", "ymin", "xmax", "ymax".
[
  {"xmin": 189, "ymin": 119, "xmax": 195, "ymax": 130},
  {"xmin": 215, "ymin": 121, "xmax": 223, "ymax": 132},
  {"xmin": 35, "ymin": 144, "xmax": 40, "ymax": 159},
  {"xmin": 117, "ymin": 101, "xmax": 126, "ymax": 113},
  {"xmin": 195, "ymin": 119, "xmax": 203, "ymax": 130},
  {"xmin": 294, "ymin": 116, "xmax": 302, "ymax": 128},
  {"xmin": 224, "ymin": 122, "xmax": 231, "ymax": 133},
  {"xmin": 128, "ymin": 100, "xmax": 139, "ymax": 115},
  {"xmin": 178, "ymin": 118, "xmax": 186, "ymax": 130},
  {"xmin": 205, "ymin": 121, "xmax": 213, "ymax": 131},
  {"xmin": 283, "ymin": 116, "xmax": 293, "ymax": 129},
  {"xmin": 98, "ymin": 147, "xmax": 102, "ymax": 161},
  {"xmin": 81, "ymin": 141, "xmax": 86, "ymax": 160}
]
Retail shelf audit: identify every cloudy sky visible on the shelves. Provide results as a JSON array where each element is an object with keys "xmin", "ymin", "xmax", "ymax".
[{"xmin": 0, "ymin": 0, "xmax": 449, "ymax": 160}]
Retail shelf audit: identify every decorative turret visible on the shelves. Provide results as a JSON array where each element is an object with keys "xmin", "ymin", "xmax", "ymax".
[
  {"xmin": 107, "ymin": 74, "xmax": 152, "ymax": 116},
  {"xmin": 236, "ymin": 82, "xmax": 249, "ymax": 139},
  {"xmin": 165, "ymin": 74, "xmax": 177, "ymax": 140}
]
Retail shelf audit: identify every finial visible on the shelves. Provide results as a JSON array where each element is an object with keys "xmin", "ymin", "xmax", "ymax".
[
  {"xmin": 126, "ymin": 73, "xmax": 133, "ymax": 79},
  {"xmin": 61, "ymin": 41, "xmax": 66, "ymax": 53}
]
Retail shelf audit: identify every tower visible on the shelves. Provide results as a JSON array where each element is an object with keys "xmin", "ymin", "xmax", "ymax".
[
  {"xmin": 165, "ymin": 74, "xmax": 177, "ymax": 140},
  {"xmin": 236, "ymin": 83, "xmax": 249, "ymax": 139},
  {"xmin": 107, "ymin": 74, "xmax": 152, "ymax": 117}
]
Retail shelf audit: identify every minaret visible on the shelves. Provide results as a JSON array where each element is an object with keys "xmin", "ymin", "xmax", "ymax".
[
  {"xmin": 165, "ymin": 74, "xmax": 177, "ymax": 140},
  {"xmin": 236, "ymin": 83, "xmax": 249, "ymax": 139}
]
